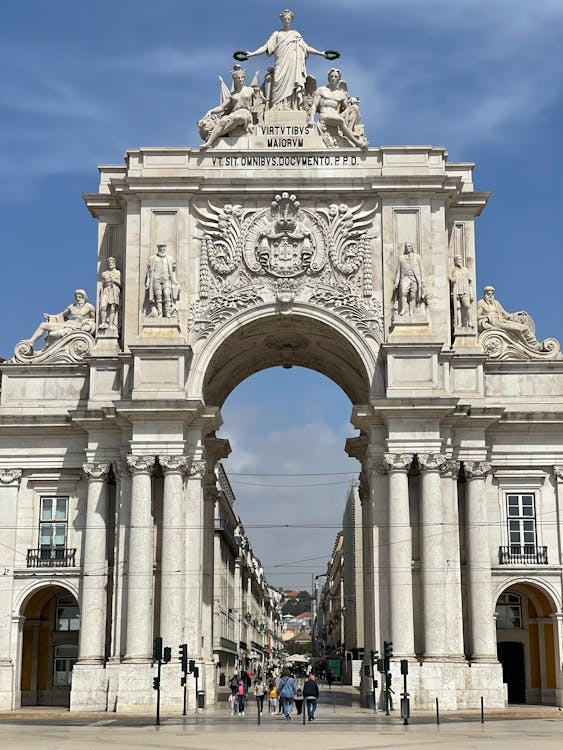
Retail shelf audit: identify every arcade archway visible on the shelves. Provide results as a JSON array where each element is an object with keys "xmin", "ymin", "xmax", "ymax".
[
  {"xmin": 495, "ymin": 582, "xmax": 559, "ymax": 705},
  {"xmin": 20, "ymin": 585, "xmax": 79, "ymax": 707}
]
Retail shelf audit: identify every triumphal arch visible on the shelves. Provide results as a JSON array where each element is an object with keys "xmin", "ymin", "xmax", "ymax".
[{"xmin": 2, "ymin": 9, "xmax": 563, "ymax": 712}]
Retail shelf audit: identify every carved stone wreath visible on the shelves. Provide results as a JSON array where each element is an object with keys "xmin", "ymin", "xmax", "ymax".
[{"xmin": 190, "ymin": 192, "xmax": 382, "ymax": 342}]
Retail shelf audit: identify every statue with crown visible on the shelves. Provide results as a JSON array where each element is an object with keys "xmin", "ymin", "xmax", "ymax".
[{"xmin": 198, "ymin": 8, "xmax": 368, "ymax": 150}]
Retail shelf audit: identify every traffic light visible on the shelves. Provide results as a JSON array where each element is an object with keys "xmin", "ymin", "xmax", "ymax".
[
  {"xmin": 179, "ymin": 643, "xmax": 188, "ymax": 673},
  {"xmin": 374, "ymin": 680, "xmax": 378, "ymax": 689},
  {"xmin": 163, "ymin": 647, "xmax": 171, "ymax": 663},
  {"xmin": 193, "ymin": 666, "xmax": 199, "ymax": 679},
  {"xmin": 188, "ymin": 659, "xmax": 195, "ymax": 674},
  {"xmin": 363, "ymin": 665, "xmax": 370, "ymax": 677},
  {"xmin": 181, "ymin": 675, "xmax": 187, "ymax": 686},
  {"xmin": 153, "ymin": 636, "xmax": 163, "ymax": 661},
  {"xmin": 384, "ymin": 641, "xmax": 393, "ymax": 659},
  {"xmin": 370, "ymin": 649, "xmax": 378, "ymax": 665},
  {"xmin": 400, "ymin": 659, "xmax": 409, "ymax": 675},
  {"xmin": 153, "ymin": 676, "xmax": 160, "ymax": 691},
  {"xmin": 376, "ymin": 658, "xmax": 384, "ymax": 673}
]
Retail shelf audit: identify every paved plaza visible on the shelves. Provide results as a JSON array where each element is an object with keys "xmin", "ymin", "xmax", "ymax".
[{"xmin": 1, "ymin": 688, "xmax": 562, "ymax": 749}]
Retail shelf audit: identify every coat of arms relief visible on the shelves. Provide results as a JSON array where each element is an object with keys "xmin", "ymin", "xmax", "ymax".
[{"xmin": 188, "ymin": 192, "xmax": 383, "ymax": 341}]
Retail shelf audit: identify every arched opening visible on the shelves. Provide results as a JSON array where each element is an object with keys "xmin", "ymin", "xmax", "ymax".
[
  {"xmin": 217, "ymin": 366, "xmax": 362, "ymax": 674},
  {"xmin": 20, "ymin": 585, "xmax": 79, "ymax": 707},
  {"xmin": 495, "ymin": 583, "xmax": 558, "ymax": 705}
]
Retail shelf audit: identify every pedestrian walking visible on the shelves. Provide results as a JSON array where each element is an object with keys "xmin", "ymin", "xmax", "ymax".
[
  {"xmin": 253, "ymin": 676, "xmax": 266, "ymax": 714},
  {"xmin": 237, "ymin": 681, "xmax": 246, "ymax": 716},
  {"xmin": 303, "ymin": 673, "xmax": 320, "ymax": 721},
  {"xmin": 294, "ymin": 672, "xmax": 305, "ymax": 715},
  {"xmin": 228, "ymin": 691, "xmax": 237, "ymax": 716},
  {"xmin": 326, "ymin": 668, "xmax": 334, "ymax": 689},
  {"xmin": 268, "ymin": 682, "xmax": 278, "ymax": 714},
  {"xmin": 277, "ymin": 668, "xmax": 296, "ymax": 720}
]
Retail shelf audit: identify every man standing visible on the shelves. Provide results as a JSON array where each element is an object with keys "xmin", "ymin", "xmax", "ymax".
[
  {"xmin": 393, "ymin": 241, "xmax": 424, "ymax": 317},
  {"xmin": 145, "ymin": 243, "xmax": 179, "ymax": 318},
  {"xmin": 98, "ymin": 256, "xmax": 121, "ymax": 332},
  {"xmin": 303, "ymin": 673, "xmax": 319, "ymax": 721},
  {"xmin": 450, "ymin": 255, "xmax": 473, "ymax": 328}
]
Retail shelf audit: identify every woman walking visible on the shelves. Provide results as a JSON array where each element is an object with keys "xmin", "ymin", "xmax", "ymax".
[{"xmin": 277, "ymin": 668, "xmax": 296, "ymax": 720}]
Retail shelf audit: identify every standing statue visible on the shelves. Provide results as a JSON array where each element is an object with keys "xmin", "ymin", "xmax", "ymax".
[
  {"xmin": 98, "ymin": 256, "xmax": 121, "ymax": 333},
  {"xmin": 393, "ymin": 242, "xmax": 424, "ymax": 317},
  {"xmin": 238, "ymin": 8, "xmax": 337, "ymax": 110},
  {"xmin": 145, "ymin": 243, "xmax": 179, "ymax": 318},
  {"xmin": 308, "ymin": 68, "xmax": 367, "ymax": 148},
  {"xmin": 23, "ymin": 290, "xmax": 96, "ymax": 350},
  {"xmin": 450, "ymin": 255, "xmax": 473, "ymax": 328},
  {"xmin": 199, "ymin": 65, "xmax": 263, "ymax": 150}
]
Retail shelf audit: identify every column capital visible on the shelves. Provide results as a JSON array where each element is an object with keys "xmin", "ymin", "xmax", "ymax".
[
  {"xmin": 187, "ymin": 459, "xmax": 207, "ymax": 479},
  {"xmin": 439, "ymin": 459, "xmax": 459, "ymax": 478},
  {"xmin": 384, "ymin": 453, "xmax": 413, "ymax": 473},
  {"xmin": 464, "ymin": 460, "xmax": 491, "ymax": 479},
  {"xmin": 418, "ymin": 453, "xmax": 447, "ymax": 473},
  {"xmin": 0, "ymin": 469, "xmax": 22, "ymax": 486},
  {"xmin": 159, "ymin": 455, "xmax": 188, "ymax": 475},
  {"xmin": 553, "ymin": 466, "xmax": 563, "ymax": 482},
  {"xmin": 126, "ymin": 455, "xmax": 156, "ymax": 475},
  {"xmin": 82, "ymin": 462, "xmax": 110, "ymax": 482}
]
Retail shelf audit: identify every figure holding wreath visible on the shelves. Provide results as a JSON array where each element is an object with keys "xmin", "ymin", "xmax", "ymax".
[{"xmin": 238, "ymin": 9, "xmax": 338, "ymax": 111}]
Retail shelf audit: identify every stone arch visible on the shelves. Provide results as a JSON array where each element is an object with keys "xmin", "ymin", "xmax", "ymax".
[
  {"xmin": 15, "ymin": 579, "xmax": 79, "ymax": 618},
  {"xmin": 18, "ymin": 582, "xmax": 80, "ymax": 708},
  {"xmin": 494, "ymin": 579, "xmax": 559, "ymax": 705},
  {"xmin": 188, "ymin": 302, "xmax": 382, "ymax": 406}
]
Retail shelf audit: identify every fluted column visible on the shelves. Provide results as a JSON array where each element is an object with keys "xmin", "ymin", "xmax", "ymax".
[
  {"xmin": 418, "ymin": 453, "xmax": 447, "ymax": 659},
  {"xmin": 384, "ymin": 453, "xmax": 415, "ymax": 658},
  {"xmin": 202, "ymin": 470, "xmax": 217, "ymax": 661},
  {"xmin": 125, "ymin": 455, "xmax": 155, "ymax": 661},
  {"xmin": 465, "ymin": 461, "xmax": 496, "ymax": 661},
  {"xmin": 159, "ymin": 455, "xmax": 188, "ymax": 648},
  {"xmin": 78, "ymin": 462, "xmax": 110, "ymax": 663},
  {"xmin": 184, "ymin": 459, "xmax": 206, "ymax": 656},
  {"xmin": 440, "ymin": 460, "xmax": 465, "ymax": 659},
  {"xmin": 359, "ymin": 469, "xmax": 375, "ymax": 656}
]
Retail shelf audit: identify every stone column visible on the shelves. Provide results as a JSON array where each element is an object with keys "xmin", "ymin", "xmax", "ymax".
[
  {"xmin": 464, "ymin": 461, "xmax": 496, "ymax": 661},
  {"xmin": 440, "ymin": 460, "xmax": 465, "ymax": 659},
  {"xmin": 124, "ymin": 455, "xmax": 155, "ymax": 661},
  {"xmin": 384, "ymin": 453, "xmax": 415, "ymax": 658},
  {"xmin": 109, "ymin": 460, "xmax": 130, "ymax": 661},
  {"xmin": 418, "ymin": 453, "xmax": 447, "ymax": 659},
  {"xmin": 79, "ymin": 462, "xmax": 110, "ymax": 663},
  {"xmin": 202, "ymin": 470, "xmax": 217, "ymax": 664},
  {"xmin": 184, "ymin": 459, "xmax": 206, "ymax": 657},
  {"xmin": 233, "ymin": 556, "xmax": 242, "ymax": 666},
  {"xmin": 159, "ymin": 455, "xmax": 188, "ymax": 648},
  {"xmin": 0, "ymin": 470, "xmax": 21, "ymax": 671}
]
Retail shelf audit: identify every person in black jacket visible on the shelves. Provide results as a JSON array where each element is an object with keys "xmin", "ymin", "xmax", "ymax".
[{"xmin": 303, "ymin": 673, "xmax": 320, "ymax": 721}]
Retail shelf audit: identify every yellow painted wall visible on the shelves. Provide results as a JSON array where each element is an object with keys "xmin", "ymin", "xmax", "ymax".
[
  {"xmin": 544, "ymin": 624, "xmax": 556, "ymax": 689},
  {"xmin": 528, "ymin": 622, "xmax": 540, "ymax": 689}
]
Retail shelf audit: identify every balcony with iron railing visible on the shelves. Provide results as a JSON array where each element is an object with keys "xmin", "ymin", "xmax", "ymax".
[
  {"xmin": 26, "ymin": 547, "xmax": 76, "ymax": 568},
  {"xmin": 498, "ymin": 545, "xmax": 548, "ymax": 565}
]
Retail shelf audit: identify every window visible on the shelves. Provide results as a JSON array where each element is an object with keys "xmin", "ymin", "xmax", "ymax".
[
  {"xmin": 496, "ymin": 593, "xmax": 522, "ymax": 629},
  {"xmin": 56, "ymin": 595, "xmax": 79, "ymax": 632},
  {"xmin": 53, "ymin": 643, "xmax": 78, "ymax": 685},
  {"xmin": 39, "ymin": 496, "xmax": 68, "ymax": 553},
  {"xmin": 507, "ymin": 493, "xmax": 537, "ymax": 550}
]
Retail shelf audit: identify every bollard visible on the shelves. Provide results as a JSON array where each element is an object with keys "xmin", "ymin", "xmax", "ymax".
[
  {"xmin": 435, "ymin": 697, "xmax": 440, "ymax": 725},
  {"xmin": 302, "ymin": 702, "xmax": 306, "ymax": 725},
  {"xmin": 257, "ymin": 698, "xmax": 261, "ymax": 726},
  {"xmin": 480, "ymin": 696, "xmax": 484, "ymax": 724}
]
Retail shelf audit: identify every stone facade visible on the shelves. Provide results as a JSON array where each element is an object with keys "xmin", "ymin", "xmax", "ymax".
[{"xmin": 1, "ymin": 10, "xmax": 563, "ymax": 713}]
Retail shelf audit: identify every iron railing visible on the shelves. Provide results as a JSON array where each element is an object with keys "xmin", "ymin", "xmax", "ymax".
[
  {"xmin": 498, "ymin": 545, "xmax": 548, "ymax": 565},
  {"xmin": 26, "ymin": 547, "xmax": 76, "ymax": 568}
]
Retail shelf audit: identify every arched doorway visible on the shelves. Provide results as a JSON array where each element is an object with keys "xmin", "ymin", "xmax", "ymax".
[
  {"xmin": 495, "ymin": 583, "xmax": 558, "ymax": 705},
  {"xmin": 20, "ymin": 585, "xmax": 79, "ymax": 707}
]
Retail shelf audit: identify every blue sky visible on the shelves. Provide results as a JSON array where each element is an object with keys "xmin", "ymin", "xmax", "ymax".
[{"xmin": 1, "ymin": 0, "xmax": 563, "ymax": 589}]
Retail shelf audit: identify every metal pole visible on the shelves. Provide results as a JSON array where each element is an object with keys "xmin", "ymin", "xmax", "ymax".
[
  {"xmin": 435, "ymin": 697, "xmax": 440, "ymax": 725},
  {"xmin": 182, "ymin": 677, "xmax": 187, "ymax": 717},
  {"xmin": 257, "ymin": 696, "xmax": 261, "ymax": 726},
  {"xmin": 385, "ymin": 672, "xmax": 390, "ymax": 716},
  {"xmin": 302, "ymin": 699, "xmax": 306, "ymax": 725},
  {"xmin": 156, "ymin": 659, "xmax": 162, "ymax": 726},
  {"xmin": 403, "ymin": 671, "xmax": 408, "ymax": 726},
  {"xmin": 480, "ymin": 696, "xmax": 484, "ymax": 723}
]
